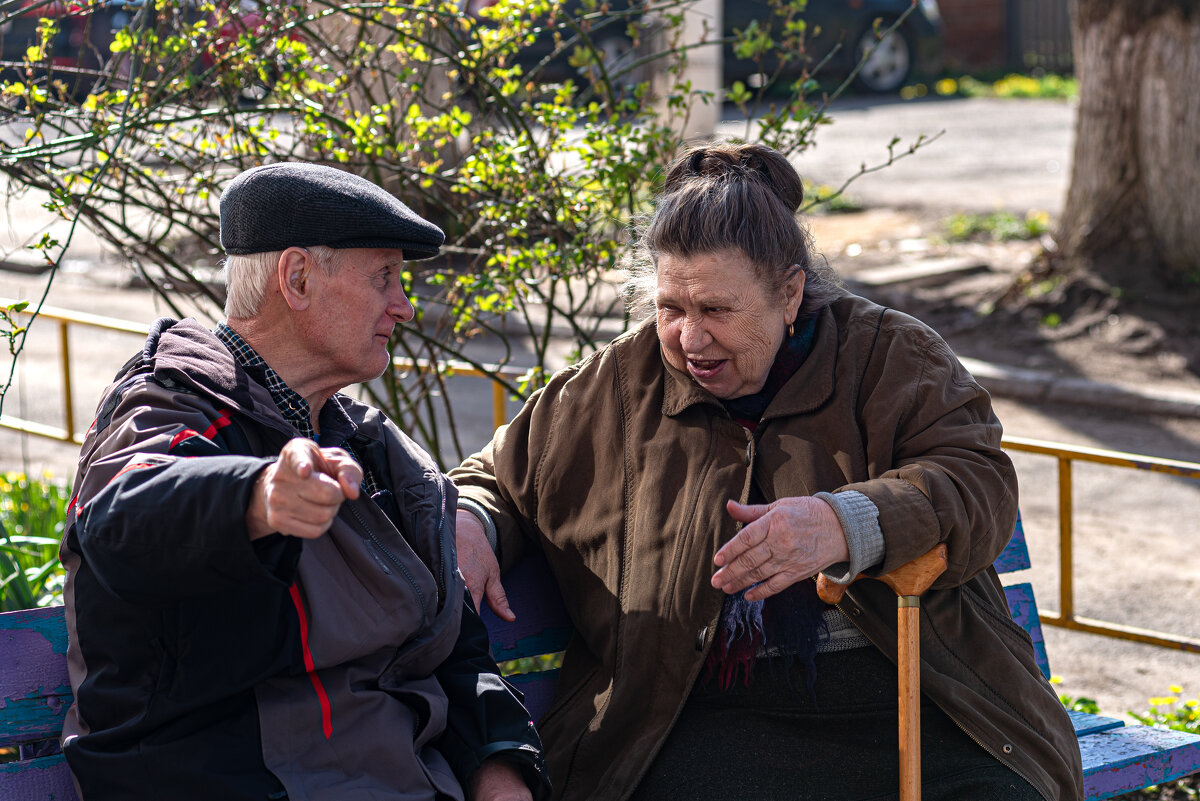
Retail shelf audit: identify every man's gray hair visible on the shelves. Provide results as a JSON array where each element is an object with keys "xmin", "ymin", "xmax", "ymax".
[{"xmin": 223, "ymin": 245, "xmax": 341, "ymax": 318}]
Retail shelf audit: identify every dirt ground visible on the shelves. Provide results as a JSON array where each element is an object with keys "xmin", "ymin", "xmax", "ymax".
[{"xmin": 809, "ymin": 207, "xmax": 1200, "ymax": 403}]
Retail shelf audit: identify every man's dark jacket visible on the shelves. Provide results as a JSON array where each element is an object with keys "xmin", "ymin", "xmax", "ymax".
[{"xmin": 59, "ymin": 318, "xmax": 548, "ymax": 801}]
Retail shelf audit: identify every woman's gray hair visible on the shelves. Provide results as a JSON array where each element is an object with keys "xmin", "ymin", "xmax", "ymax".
[
  {"xmin": 624, "ymin": 142, "xmax": 840, "ymax": 318},
  {"xmin": 223, "ymin": 245, "xmax": 342, "ymax": 319}
]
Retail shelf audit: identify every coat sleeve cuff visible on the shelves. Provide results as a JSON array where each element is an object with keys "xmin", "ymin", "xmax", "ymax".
[{"xmin": 815, "ymin": 490, "xmax": 884, "ymax": 584}]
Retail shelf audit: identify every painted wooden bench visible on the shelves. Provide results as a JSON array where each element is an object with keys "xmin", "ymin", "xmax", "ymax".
[{"xmin": 3, "ymin": 515, "xmax": 1199, "ymax": 800}]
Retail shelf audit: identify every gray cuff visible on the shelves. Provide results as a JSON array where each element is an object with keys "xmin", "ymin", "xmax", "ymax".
[
  {"xmin": 814, "ymin": 490, "xmax": 884, "ymax": 584},
  {"xmin": 456, "ymin": 497, "xmax": 498, "ymax": 555}
]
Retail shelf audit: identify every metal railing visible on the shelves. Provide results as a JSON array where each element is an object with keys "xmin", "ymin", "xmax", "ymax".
[
  {"xmin": 3, "ymin": 300, "xmax": 1199, "ymax": 654},
  {"xmin": 1000, "ymin": 435, "xmax": 1200, "ymax": 655},
  {"xmin": 0, "ymin": 299, "xmax": 150, "ymax": 445}
]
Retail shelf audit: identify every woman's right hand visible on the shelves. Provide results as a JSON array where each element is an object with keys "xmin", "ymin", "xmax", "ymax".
[{"xmin": 456, "ymin": 510, "xmax": 515, "ymax": 622}]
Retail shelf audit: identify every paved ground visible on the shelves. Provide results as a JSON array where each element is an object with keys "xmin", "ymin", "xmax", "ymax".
[{"xmin": 3, "ymin": 96, "xmax": 1198, "ymax": 721}]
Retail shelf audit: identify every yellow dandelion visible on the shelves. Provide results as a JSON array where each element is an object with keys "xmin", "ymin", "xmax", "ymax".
[
  {"xmin": 1169, "ymin": 685, "xmax": 1184, "ymax": 694},
  {"xmin": 935, "ymin": 78, "xmax": 957, "ymax": 96},
  {"xmin": 1149, "ymin": 696, "xmax": 1179, "ymax": 707}
]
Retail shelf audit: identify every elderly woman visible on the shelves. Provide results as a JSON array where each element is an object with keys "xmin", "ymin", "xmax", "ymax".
[{"xmin": 450, "ymin": 143, "xmax": 1083, "ymax": 801}]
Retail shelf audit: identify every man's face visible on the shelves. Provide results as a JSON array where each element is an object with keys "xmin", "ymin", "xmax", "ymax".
[{"xmin": 304, "ymin": 247, "xmax": 414, "ymax": 390}]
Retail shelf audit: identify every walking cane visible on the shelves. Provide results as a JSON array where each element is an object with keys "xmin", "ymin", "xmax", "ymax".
[{"xmin": 816, "ymin": 544, "xmax": 948, "ymax": 801}]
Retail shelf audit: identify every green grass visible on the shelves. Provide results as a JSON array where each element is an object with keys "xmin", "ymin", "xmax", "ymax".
[
  {"xmin": 943, "ymin": 209, "xmax": 1053, "ymax": 243},
  {"xmin": 0, "ymin": 471, "xmax": 70, "ymax": 611}
]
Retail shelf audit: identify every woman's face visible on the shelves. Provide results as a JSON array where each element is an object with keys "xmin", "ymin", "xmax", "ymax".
[{"xmin": 655, "ymin": 249, "xmax": 804, "ymax": 400}]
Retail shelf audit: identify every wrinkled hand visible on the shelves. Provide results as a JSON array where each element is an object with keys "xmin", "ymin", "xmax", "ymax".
[
  {"xmin": 456, "ymin": 510, "xmax": 513, "ymax": 622},
  {"xmin": 247, "ymin": 438, "xmax": 362, "ymax": 541},
  {"xmin": 711, "ymin": 497, "xmax": 850, "ymax": 601},
  {"xmin": 470, "ymin": 757, "xmax": 532, "ymax": 801}
]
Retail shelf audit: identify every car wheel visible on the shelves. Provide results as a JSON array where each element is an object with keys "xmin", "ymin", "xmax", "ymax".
[{"xmin": 853, "ymin": 19, "xmax": 912, "ymax": 93}]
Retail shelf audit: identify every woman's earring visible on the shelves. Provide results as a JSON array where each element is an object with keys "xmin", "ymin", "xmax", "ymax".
[{"xmin": 788, "ymin": 322, "xmax": 795, "ymax": 337}]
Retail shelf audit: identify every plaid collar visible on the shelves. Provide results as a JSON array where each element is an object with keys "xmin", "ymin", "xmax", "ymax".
[{"xmin": 215, "ymin": 322, "xmax": 315, "ymax": 438}]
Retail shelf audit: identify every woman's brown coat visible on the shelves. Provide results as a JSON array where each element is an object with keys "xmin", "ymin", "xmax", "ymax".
[{"xmin": 452, "ymin": 290, "xmax": 1084, "ymax": 801}]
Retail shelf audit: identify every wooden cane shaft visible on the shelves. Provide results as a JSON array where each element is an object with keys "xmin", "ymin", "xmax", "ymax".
[{"xmin": 898, "ymin": 601, "xmax": 922, "ymax": 801}]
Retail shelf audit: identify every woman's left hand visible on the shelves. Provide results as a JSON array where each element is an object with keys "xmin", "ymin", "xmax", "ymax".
[{"xmin": 711, "ymin": 497, "xmax": 850, "ymax": 601}]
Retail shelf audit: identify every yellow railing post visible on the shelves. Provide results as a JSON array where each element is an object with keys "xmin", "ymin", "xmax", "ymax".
[
  {"xmin": 1056, "ymin": 455, "xmax": 1074, "ymax": 625},
  {"xmin": 59, "ymin": 319, "xmax": 75, "ymax": 443},
  {"xmin": 492, "ymin": 383, "xmax": 507, "ymax": 432}
]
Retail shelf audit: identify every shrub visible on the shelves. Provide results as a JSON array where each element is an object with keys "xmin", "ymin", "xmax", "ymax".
[{"xmin": 0, "ymin": 471, "xmax": 70, "ymax": 611}]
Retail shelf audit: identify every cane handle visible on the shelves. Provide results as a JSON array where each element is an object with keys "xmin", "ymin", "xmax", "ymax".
[{"xmin": 816, "ymin": 543, "xmax": 948, "ymax": 604}]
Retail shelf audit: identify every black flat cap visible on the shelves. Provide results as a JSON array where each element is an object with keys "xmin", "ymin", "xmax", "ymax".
[{"xmin": 219, "ymin": 162, "xmax": 445, "ymax": 260}]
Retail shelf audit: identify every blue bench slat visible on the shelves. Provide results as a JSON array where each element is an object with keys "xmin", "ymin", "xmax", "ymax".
[
  {"xmin": 506, "ymin": 669, "xmax": 561, "ymax": 724},
  {"xmin": 1070, "ymin": 709, "xmax": 1127, "ymax": 737},
  {"xmin": 1002, "ymin": 582, "xmax": 1051, "ymax": 680},
  {"xmin": 1081, "ymin": 725, "xmax": 1200, "ymax": 800},
  {"xmin": 0, "ymin": 606, "xmax": 72, "ymax": 743},
  {"xmin": 0, "ymin": 752, "xmax": 78, "ymax": 801},
  {"xmin": 993, "ymin": 512, "xmax": 1031, "ymax": 574}
]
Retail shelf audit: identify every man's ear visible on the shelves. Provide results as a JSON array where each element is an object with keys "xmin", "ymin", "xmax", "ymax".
[{"xmin": 279, "ymin": 248, "xmax": 313, "ymax": 311}]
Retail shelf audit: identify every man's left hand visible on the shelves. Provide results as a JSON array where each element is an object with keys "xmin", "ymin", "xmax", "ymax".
[{"xmin": 470, "ymin": 758, "xmax": 532, "ymax": 801}]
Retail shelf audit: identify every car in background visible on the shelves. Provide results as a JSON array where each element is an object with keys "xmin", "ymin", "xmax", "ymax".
[
  {"xmin": 724, "ymin": 0, "xmax": 943, "ymax": 94},
  {"xmin": 465, "ymin": 0, "xmax": 944, "ymax": 94}
]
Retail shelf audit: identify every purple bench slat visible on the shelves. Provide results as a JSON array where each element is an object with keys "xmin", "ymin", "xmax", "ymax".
[
  {"xmin": 0, "ymin": 607, "xmax": 72, "ymax": 743},
  {"xmin": 1081, "ymin": 725, "xmax": 1200, "ymax": 800},
  {"xmin": 0, "ymin": 753, "xmax": 78, "ymax": 801},
  {"xmin": 482, "ymin": 548, "xmax": 572, "ymax": 662},
  {"xmin": 506, "ymin": 669, "xmax": 561, "ymax": 724}
]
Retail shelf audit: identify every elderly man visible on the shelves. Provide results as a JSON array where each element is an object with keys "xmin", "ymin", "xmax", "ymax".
[{"xmin": 58, "ymin": 163, "xmax": 547, "ymax": 801}]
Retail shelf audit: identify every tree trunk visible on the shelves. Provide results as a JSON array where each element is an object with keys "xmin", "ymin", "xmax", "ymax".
[{"xmin": 1058, "ymin": 0, "xmax": 1200, "ymax": 287}]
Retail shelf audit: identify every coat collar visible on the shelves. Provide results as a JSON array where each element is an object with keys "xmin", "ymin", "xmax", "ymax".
[{"xmin": 660, "ymin": 304, "xmax": 839, "ymax": 420}]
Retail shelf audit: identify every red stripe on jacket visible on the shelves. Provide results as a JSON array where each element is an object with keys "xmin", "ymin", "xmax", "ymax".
[
  {"xmin": 169, "ymin": 429, "xmax": 201, "ymax": 450},
  {"xmin": 288, "ymin": 583, "xmax": 333, "ymax": 739},
  {"xmin": 201, "ymin": 410, "xmax": 234, "ymax": 441}
]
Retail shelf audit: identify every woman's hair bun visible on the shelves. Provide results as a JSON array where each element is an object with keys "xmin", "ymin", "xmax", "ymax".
[{"xmin": 664, "ymin": 142, "xmax": 805, "ymax": 213}]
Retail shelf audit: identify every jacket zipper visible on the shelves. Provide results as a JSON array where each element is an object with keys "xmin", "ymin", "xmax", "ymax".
[
  {"xmin": 434, "ymin": 474, "xmax": 448, "ymax": 601},
  {"xmin": 347, "ymin": 501, "xmax": 426, "ymax": 617},
  {"xmin": 830, "ymin": 598, "xmax": 1051, "ymax": 801}
]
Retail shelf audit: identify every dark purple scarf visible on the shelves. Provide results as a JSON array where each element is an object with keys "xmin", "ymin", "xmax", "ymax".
[{"xmin": 705, "ymin": 316, "xmax": 830, "ymax": 691}]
